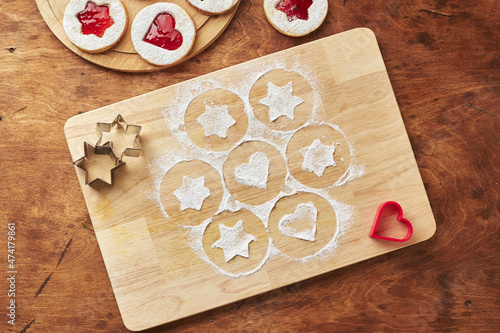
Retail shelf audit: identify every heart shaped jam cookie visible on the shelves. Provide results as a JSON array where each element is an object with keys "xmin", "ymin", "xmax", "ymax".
[
  {"xmin": 63, "ymin": 0, "xmax": 127, "ymax": 53},
  {"xmin": 132, "ymin": 3, "xmax": 196, "ymax": 66},
  {"xmin": 144, "ymin": 13, "xmax": 183, "ymax": 51}
]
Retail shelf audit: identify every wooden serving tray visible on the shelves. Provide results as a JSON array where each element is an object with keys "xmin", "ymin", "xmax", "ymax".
[
  {"xmin": 64, "ymin": 28, "xmax": 436, "ymax": 331},
  {"xmin": 36, "ymin": 0, "xmax": 238, "ymax": 72}
]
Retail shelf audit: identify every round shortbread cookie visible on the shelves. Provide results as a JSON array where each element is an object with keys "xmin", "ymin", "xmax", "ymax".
[
  {"xmin": 187, "ymin": 0, "xmax": 239, "ymax": 15},
  {"xmin": 63, "ymin": 0, "xmax": 127, "ymax": 53},
  {"xmin": 263, "ymin": 0, "xmax": 328, "ymax": 37},
  {"xmin": 131, "ymin": 3, "xmax": 196, "ymax": 67}
]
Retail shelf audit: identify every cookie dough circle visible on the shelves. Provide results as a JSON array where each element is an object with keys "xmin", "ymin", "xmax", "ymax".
[
  {"xmin": 160, "ymin": 160, "xmax": 223, "ymax": 226},
  {"xmin": 263, "ymin": 0, "xmax": 328, "ymax": 37},
  {"xmin": 63, "ymin": 0, "xmax": 128, "ymax": 53},
  {"xmin": 131, "ymin": 3, "xmax": 196, "ymax": 66},
  {"xmin": 203, "ymin": 209, "xmax": 270, "ymax": 276},
  {"xmin": 187, "ymin": 0, "xmax": 239, "ymax": 15},
  {"xmin": 268, "ymin": 192, "xmax": 337, "ymax": 259}
]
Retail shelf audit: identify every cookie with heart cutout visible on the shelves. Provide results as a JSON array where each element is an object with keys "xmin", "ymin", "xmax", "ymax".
[
  {"xmin": 263, "ymin": 0, "xmax": 328, "ymax": 37},
  {"xmin": 186, "ymin": 0, "xmax": 239, "ymax": 15},
  {"xmin": 131, "ymin": 3, "xmax": 196, "ymax": 67},
  {"xmin": 63, "ymin": 0, "xmax": 128, "ymax": 53}
]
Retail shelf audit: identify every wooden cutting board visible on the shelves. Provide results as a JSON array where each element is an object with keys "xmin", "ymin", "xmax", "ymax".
[
  {"xmin": 64, "ymin": 28, "xmax": 436, "ymax": 331},
  {"xmin": 36, "ymin": 0, "xmax": 238, "ymax": 72}
]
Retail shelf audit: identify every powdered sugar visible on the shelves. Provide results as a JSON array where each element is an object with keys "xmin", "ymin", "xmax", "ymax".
[
  {"xmin": 63, "ymin": 0, "xmax": 127, "ymax": 52},
  {"xmin": 300, "ymin": 139, "xmax": 337, "ymax": 176},
  {"xmin": 334, "ymin": 162, "xmax": 366, "ymax": 187},
  {"xmin": 197, "ymin": 102, "xmax": 236, "ymax": 138},
  {"xmin": 131, "ymin": 3, "xmax": 195, "ymax": 66},
  {"xmin": 184, "ymin": 219, "xmax": 274, "ymax": 278},
  {"xmin": 278, "ymin": 202, "xmax": 317, "ymax": 241},
  {"xmin": 234, "ymin": 152, "xmax": 270, "ymax": 189},
  {"xmin": 298, "ymin": 197, "xmax": 354, "ymax": 262},
  {"xmin": 212, "ymin": 220, "xmax": 257, "ymax": 262},
  {"xmin": 259, "ymin": 81, "xmax": 304, "ymax": 121},
  {"xmin": 173, "ymin": 176, "xmax": 211, "ymax": 210},
  {"xmin": 145, "ymin": 58, "xmax": 364, "ymax": 277}
]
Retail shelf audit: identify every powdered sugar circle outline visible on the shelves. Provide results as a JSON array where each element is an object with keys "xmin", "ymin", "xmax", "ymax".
[
  {"xmin": 249, "ymin": 68, "xmax": 314, "ymax": 132},
  {"xmin": 185, "ymin": 88, "xmax": 248, "ymax": 151}
]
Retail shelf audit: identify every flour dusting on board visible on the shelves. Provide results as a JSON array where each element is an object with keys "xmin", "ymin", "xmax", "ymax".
[
  {"xmin": 146, "ymin": 58, "xmax": 365, "ymax": 278},
  {"xmin": 279, "ymin": 202, "xmax": 318, "ymax": 241},
  {"xmin": 173, "ymin": 176, "xmax": 211, "ymax": 211},
  {"xmin": 183, "ymin": 219, "xmax": 274, "ymax": 278},
  {"xmin": 197, "ymin": 102, "xmax": 236, "ymax": 138},
  {"xmin": 212, "ymin": 220, "xmax": 257, "ymax": 262},
  {"xmin": 234, "ymin": 152, "xmax": 270, "ymax": 189},
  {"xmin": 259, "ymin": 81, "xmax": 304, "ymax": 122},
  {"xmin": 300, "ymin": 139, "xmax": 338, "ymax": 177}
]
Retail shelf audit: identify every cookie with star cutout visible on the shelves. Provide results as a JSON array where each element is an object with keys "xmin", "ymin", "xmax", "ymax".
[
  {"xmin": 63, "ymin": 0, "xmax": 127, "ymax": 53},
  {"xmin": 263, "ymin": 0, "xmax": 328, "ymax": 37},
  {"xmin": 131, "ymin": 3, "xmax": 196, "ymax": 66}
]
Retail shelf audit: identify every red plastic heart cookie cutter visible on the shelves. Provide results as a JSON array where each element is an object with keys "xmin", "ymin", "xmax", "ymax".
[{"xmin": 369, "ymin": 201, "xmax": 413, "ymax": 242}]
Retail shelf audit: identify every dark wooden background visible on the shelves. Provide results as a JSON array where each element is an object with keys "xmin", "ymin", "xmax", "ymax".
[{"xmin": 1, "ymin": 0, "xmax": 498, "ymax": 331}]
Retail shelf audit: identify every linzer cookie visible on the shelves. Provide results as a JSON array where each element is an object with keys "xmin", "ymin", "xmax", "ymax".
[
  {"xmin": 63, "ymin": 0, "xmax": 127, "ymax": 53},
  {"xmin": 187, "ymin": 0, "xmax": 239, "ymax": 15},
  {"xmin": 264, "ymin": 0, "xmax": 328, "ymax": 37},
  {"xmin": 131, "ymin": 3, "xmax": 196, "ymax": 66}
]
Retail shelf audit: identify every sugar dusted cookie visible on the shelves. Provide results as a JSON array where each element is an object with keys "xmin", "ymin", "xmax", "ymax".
[
  {"xmin": 63, "ymin": 0, "xmax": 127, "ymax": 53},
  {"xmin": 264, "ymin": 0, "xmax": 328, "ymax": 37},
  {"xmin": 187, "ymin": 0, "xmax": 239, "ymax": 15},
  {"xmin": 131, "ymin": 3, "xmax": 196, "ymax": 67}
]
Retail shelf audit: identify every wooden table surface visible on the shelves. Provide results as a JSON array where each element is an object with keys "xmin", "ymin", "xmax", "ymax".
[{"xmin": 1, "ymin": 0, "xmax": 498, "ymax": 332}]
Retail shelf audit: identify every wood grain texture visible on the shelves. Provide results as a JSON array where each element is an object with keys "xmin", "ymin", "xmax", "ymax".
[
  {"xmin": 0, "ymin": 0, "xmax": 498, "ymax": 332},
  {"xmin": 35, "ymin": 0, "xmax": 239, "ymax": 71},
  {"xmin": 63, "ymin": 29, "xmax": 436, "ymax": 330}
]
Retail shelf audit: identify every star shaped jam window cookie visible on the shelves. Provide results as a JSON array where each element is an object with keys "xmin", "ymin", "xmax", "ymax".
[
  {"xmin": 259, "ymin": 81, "xmax": 304, "ymax": 122},
  {"xmin": 212, "ymin": 220, "xmax": 257, "ymax": 262},
  {"xmin": 173, "ymin": 176, "xmax": 211, "ymax": 211},
  {"xmin": 275, "ymin": 0, "xmax": 313, "ymax": 22},
  {"xmin": 197, "ymin": 103, "xmax": 236, "ymax": 138},
  {"xmin": 96, "ymin": 114, "xmax": 142, "ymax": 160},
  {"xmin": 300, "ymin": 139, "xmax": 337, "ymax": 177},
  {"xmin": 77, "ymin": 1, "xmax": 115, "ymax": 38},
  {"xmin": 74, "ymin": 142, "xmax": 124, "ymax": 185}
]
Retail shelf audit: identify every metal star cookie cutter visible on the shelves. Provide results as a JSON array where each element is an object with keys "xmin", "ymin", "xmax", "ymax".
[
  {"xmin": 73, "ymin": 142, "xmax": 125, "ymax": 186},
  {"xmin": 95, "ymin": 114, "xmax": 142, "ymax": 161}
]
